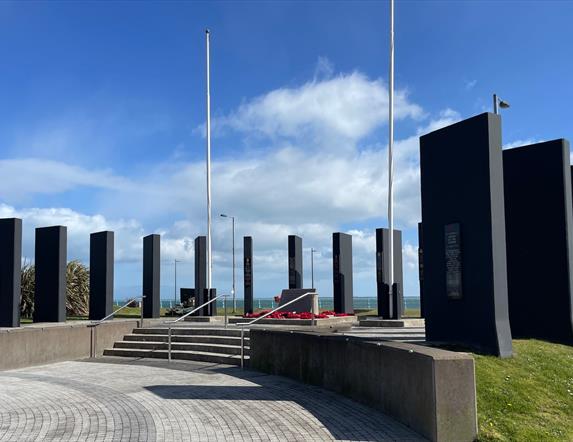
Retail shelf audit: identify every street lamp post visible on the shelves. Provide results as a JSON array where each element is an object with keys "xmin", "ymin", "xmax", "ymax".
[
  {"xmin": 205, "ymin": 29, "xmax": 213, "ymax": 292},
  {"xmin": 174, "ymin": 259, "xmax": 181, "ymax": 306},
  {"xmin": 220, "ymin": 214, "xmax": 236, "ymax": 312},
  {"xmin": 493, "ymin": 93, "xmax": 510, "ymax": 114}
]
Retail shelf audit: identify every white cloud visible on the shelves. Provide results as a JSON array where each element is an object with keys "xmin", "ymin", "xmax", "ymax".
[
  {"xmin": 211, "ymin": 70, "xmax": 424, "ymax": 145},
  {"xmin": 0, "ymin": 159, "xmax": 130, "ymax": 203},
  {"xmin": 1, "ymin": 63, "xmax": 461, "ymax": 299},
  {"xmin": 503, "ymin": 138, "xmax": 544, "ymax": 150},
  {"xmin": 465, "ymin": 79, "xmax": 477, "ymax": 90}
]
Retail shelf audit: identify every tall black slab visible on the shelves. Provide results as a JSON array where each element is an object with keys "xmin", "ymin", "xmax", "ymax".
[
  {"xmin": 142, "ymin": 234, "xmax": 160, "ymax": 318},
  {"xmin": 418, "ymin": 222, "xmax": 425, "ymax": 318},
  {"xmin": 375, "ymin": 228, "xmax": 403, "ymax": 319},
  {"xmin": 0, "ymin": 218, "xmax": 22, "ymax": 327},
  {"xmin": 34, "ymin": 226, "xmax": 67, "ymax": 323},
  {"xmin": 420, "ymin": 112, "xmax": 512, "ymax": 357},
  {"xmin": 504, "ymin": 139, "xmax": 573, "ymax": 343},
  {"xmin": 288, "ymin": 235, "xmax": 303, "ymax": 289},
  {"xmin": 194, "ymin": 236, "xmax": 207, "ymax": 314},
  {"xmin": 333, "ymin": 232, "xmax": 353, "ymax": 314},
  {"xmin": 89, "ymin": 231, "xmax": 114, "ymax": 320},
  {"xmin": 243, "ymin": 236, "xmax": 254, "ymax": 315}
]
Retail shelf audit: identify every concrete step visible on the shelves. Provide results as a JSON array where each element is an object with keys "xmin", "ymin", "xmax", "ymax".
[
  {"xmin": 133, "ymin": 327, "xmax": 249, "ymax": 338},
  {"xmin": 123, "ymin": 334, "xmax": 248, "ymax": 346},
  {"xmin": 113, "ymin": 340, "xmax": 249, "ymax": 356},
  {"xmin": 102, "ymin": 347, "xmax": 249, "ymax": 366}
]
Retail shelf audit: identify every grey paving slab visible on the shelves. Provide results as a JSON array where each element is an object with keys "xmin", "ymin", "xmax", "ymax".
[{"xmin": 0, "ymin": 358, "xmax": 426, "ymax": 442}]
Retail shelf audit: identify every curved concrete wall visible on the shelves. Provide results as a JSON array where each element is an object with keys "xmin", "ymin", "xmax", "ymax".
[{"xmin": 250, "ymin": 329, "xmax": 477, "ymax": 442}]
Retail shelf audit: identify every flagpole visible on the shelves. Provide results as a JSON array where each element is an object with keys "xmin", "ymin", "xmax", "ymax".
[
  {"xmin": 206, "ymin": 29, "xmax": 212, "ymax": 289},
  {"xmin": 388, "ymin": 0, "xmax": 395, "ymax": 306}
]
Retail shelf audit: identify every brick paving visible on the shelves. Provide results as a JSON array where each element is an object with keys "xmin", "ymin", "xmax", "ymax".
[{"xmin": 0, "ymin": 358, "xmax": 425, "ymax": 441}]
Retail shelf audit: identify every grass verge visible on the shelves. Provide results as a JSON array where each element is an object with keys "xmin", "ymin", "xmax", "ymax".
[{"xmin": 475, "ymin": 339, "xmax": 573, "ymax": 441}]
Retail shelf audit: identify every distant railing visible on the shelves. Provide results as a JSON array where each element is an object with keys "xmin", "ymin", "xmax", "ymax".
[
  {"xmin": 90, "ymin": 296, "xmax": 144, "ymax": 358},
  {"xmin": 163, "ymin": 294, "xmax": 229, "ymax": 362},
  {"xmin": 236, "ymin": 291, "xmax": 318, "ymax": 369}
]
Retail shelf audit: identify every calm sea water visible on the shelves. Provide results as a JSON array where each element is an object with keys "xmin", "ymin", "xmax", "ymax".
[{"xmin": 116, "ymin": 297, "xmax": 420, "ymax": 311}]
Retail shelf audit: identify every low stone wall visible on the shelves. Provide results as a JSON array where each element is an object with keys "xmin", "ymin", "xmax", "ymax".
[
  {"xmin": 249, "ymin": 329, "xmax": 477, "ymax": 442},
  {"xmin": 0, "ymin": 319, "xmax": 150, "ymax": 370}
]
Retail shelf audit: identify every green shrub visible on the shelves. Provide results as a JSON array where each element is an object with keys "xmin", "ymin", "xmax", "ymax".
[{"xmin": 20, "ymin": 260, "xmax": 90, "ymax": 318}]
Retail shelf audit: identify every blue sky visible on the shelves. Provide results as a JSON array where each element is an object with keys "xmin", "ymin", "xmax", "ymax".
[{"xmin": 0, "ymin": 1, "xmax": 571, "ymax": 301}]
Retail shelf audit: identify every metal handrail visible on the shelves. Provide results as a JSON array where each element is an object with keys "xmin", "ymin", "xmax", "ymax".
[
  {"xmin": 236, "ymin": 291, "xmax": 318, "ymax": 369},
  {"xmin": 165, "ymin": 293, "xmax": 229, "ymax": 362},
  {"xmin": 90, "ymin": 296, "xmax": 144, "ymax": 358}
]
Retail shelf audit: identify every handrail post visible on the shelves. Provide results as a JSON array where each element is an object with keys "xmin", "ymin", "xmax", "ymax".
[
  {"xmin": 168, "ymin": 325, "xmax": 172, "ymax": 363},
  {"xmin": 140, "ymin": 295, "xmax": 145, "ymax": 328},
  {"xmin": 224, "ymin": 295, "xmax": 228, "ymax": 329},
  {"xmin": 240, "ymin": 327, "xmax": 244, "ymax": 369},
  {"xmin": 90, "ymin": 326, "xmax": 95, "ymax": 358},
  {"xmin": 312, "ymin": 293, "xmax": 317, "ymax": 327}
]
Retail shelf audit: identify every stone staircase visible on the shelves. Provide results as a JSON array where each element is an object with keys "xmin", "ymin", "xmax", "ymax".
[{"xmin": 103, "ymin": 326, "xmax": 250, "ymax": 366}]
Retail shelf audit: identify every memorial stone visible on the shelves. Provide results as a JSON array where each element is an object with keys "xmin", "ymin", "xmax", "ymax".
[
  {"xmin": 504, "ymin": 139, "xmax": 573, "ymax": 343},
  {"xmin": 142, "ymin": 234, "xmax": 160, "ymax": 318},
  {"xmin": 375, "ymin": 228, "xmax": 403, "ymax": 319},
  {"xmin": 288, "ymin": 235, "xmax": 303, "ymax": 289},
  {"xmin": 89, "ymin": 231, "xmax": 114, "ymax": 320},
  {"xmin": 420, "ymin": 112, "xmax": 512, "ymax": 357},
  {"xmin": 34, "ymin": 226, "xmax": 67, "ymax": 323},
  {"xmin": 243, "ymin": 236, "xmax": 254, "ymax": 315},
  {"xmin": 0, "ymin": 218, "xmax": 22, "ymax": 327},
  {"xmin": 333, "ymin": 232, "xmax": 353, "ymax": 314}
]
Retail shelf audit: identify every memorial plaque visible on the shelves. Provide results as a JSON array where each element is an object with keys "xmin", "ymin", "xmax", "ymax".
[{"xmin": 445, "ymin": 223, "xmax": 462, "ymax": 299}]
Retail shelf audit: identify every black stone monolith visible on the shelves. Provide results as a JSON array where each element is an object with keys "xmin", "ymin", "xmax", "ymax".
[
  {"xmin": 0, "ymin": 218, "xmax": 22, "ymax": 327},
  {"xmin": 142, "ymin": 234, "xmax": 160, "ymax": 318},
  {"xmin": 34, "ymin": 226, "xmax": 67, "ymax": 323},
  {"xmin": 333, "ymin": 232, "xmax": 353, "ymax": 314},
  {"xmin": 89, "ymin": 231, "xmax": 114, "ymax": 320},
  {"xmin": 420, "ymin": 112, "xmax": 512, "ymax": 357},
  {"xmin": 288, "ymin": 235, "xmax": 303, "ymax": 289},
  {"xmin": 375, "ymin": 228, "xmax": 403, "ymax": 319},
  {"xmin": 504, "ymin": 139, "xmax": 573, "ymax": 344},
  {"xmin": 418, "ymin": 222, "xmax": 425, "ymax": 318},
  {"xmin": 194, "ymin": 236, "xmax": 207, "ymax": 314},
  {"xmin": 243, "ymin": 236, "xmax": 254, "ymax": 315}
]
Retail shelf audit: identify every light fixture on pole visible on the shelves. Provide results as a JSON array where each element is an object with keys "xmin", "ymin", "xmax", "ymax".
[
  {"xmin": 311, "ymin": 248, "xmax": 317, "ymax": 289},
  {"xmin": 174, "ymin": 259, "xmax": 181, "ymax": 306},
  {"xmin": 493, "ymin": 93, "xmax": 510, "ymax": 115},
  {"xmin": 205, "ymin": 29, "xmax": 213, "ymax": 291},
  {"xmin": 220, "ymin": 214, "xmax": 236, "ymax": 312},
  {"xmin": 387, "ymin": 0, "xmax": 395, "ymax": 313}
]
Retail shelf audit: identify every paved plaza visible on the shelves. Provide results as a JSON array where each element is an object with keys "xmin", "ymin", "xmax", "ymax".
[{"xmin": 0, "ymin": 358, "xmax": 425, "ymax": 442}]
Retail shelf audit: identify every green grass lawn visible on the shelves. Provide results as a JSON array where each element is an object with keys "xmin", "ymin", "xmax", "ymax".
[
  {"xmin": 475, "ymin": 339, "xmax": 573, "ymax": 441},
  {"xmin": 354, "ymin": 307, "xmax": 421, "ymax": 318}
]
